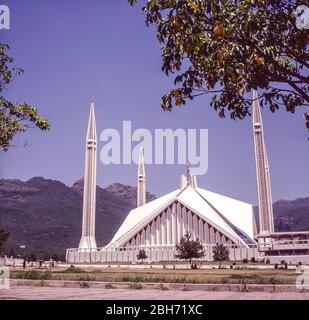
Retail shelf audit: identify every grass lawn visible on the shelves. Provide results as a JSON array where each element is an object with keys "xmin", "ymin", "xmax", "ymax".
[{"xmin": 11, "ymin": 267, "xmax": 298, "ymax": 285}]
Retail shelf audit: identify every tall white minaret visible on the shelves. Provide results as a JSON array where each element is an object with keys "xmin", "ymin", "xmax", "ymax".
[
  {"xmin": 79, "ymin": 100, "xmax": 97, "ymax": 250},
  {"xmin": 137, "ymin": 147, "xmax": 146, "ymax": 207},
  {"xmin": 252, "ymin": 90, "xmax": 274, "ymax": 236}
]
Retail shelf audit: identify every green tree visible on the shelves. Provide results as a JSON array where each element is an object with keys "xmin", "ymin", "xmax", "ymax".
[
  {"xmin": 7, "ymin": 247, "xmax": 16, "ymax": 258},
  {"xmin": 50, "ymin": 252, "xmax": 64, "ymax": 262},
  {"xmin": 175, "ymin": 231, "xmax": 206, "ymax": 266},
  {"xmin": 28, "ymin": 252, "xmax": 38, "ymax": 262},
  {"xmin": 0, "ymin": 44, "xmax": 50, "ymax": 151},
  {"xmin": 128, "ymin": 0, "xmax": 309, "ymax": 134},
  {"xmin": 0, "ymin": 226, "xmax": 9, "ymax": 254},
  {"xmin": 212, "ymin": 243, "xmax": 230, "ymax": 268},
  {"xmin": 137, "ymin": 249, "xmax": 148, "ymax": 263}
]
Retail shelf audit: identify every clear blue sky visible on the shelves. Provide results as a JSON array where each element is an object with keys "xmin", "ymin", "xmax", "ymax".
[{"xmin": 1, "ymin": 0, "xmax": 308, "ymax": 204}]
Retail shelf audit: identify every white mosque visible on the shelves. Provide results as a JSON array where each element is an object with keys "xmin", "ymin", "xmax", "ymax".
[{"xmin": 67, "ymin": 91, "xmax": 309, "ymax": 264}]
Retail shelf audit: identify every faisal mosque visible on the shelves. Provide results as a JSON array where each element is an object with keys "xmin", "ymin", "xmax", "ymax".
[{"xmin": 66, "ymin": 92, "xmax": 309, "ymax": 264}]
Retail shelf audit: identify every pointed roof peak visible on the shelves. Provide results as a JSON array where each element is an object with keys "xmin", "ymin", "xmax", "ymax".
[
  {"xmin": 139, "ymin": 146, "xmax": 145, "ymax": 161},
  {"xmin": 90, "ymin": 98, "xmax": 95, "ymax": 111},
  {"xmin": 86, "ymin": 98, "xmax": 97, "ymax": 141},
  {"xmin": 138, "ymin": 146, "xmax": 145, "ymax": 176},
  {"xmin": 185, "ymin": 166, "xmax": 198, "ymax": 189}
]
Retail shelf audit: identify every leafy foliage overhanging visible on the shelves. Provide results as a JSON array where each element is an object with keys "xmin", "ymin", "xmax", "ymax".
[
  {"xmin": 129, "ymin": 0, "xmax": 309, "ymax": 134},
  {"xmin": 0, "ymin": 44, "xmax": 50, "ymax": 151}
]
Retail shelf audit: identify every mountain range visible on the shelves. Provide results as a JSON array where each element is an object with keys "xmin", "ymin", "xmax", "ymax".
[
  {"xmin": 0, "ymin": 177, "xmax": 308, "ymax": 259},
  {"xmin": 0, "ymin": 177, "xmax": 154, "ymax": 259}
]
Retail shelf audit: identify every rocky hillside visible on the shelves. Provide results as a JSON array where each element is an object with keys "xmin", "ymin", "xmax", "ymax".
[
  {"xmin": 273, "ymin": 198, "xmax": 309, "ymax": 231},
  {"xmin": 0, "ymin": 177, "xmax": 155, "ymax": 259},
  {"xmin": 105, "ymin": 183, "xmax": 156, "ymax": 206},
  {"xmin": 254, "ymin": 197, "xmax": 309, "ymax": 232}
]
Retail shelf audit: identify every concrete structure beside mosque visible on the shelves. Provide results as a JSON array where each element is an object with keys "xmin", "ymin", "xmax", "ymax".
[
  {"xmin": 251, "ymin": 91, "xmax": 309, "ymax": 260},
  {"xmin": 66, "ymin": 95, "xmax": 309, "ymax": 264}
]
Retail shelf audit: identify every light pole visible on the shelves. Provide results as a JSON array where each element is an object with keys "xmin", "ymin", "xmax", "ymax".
[
  {"xmin": 20, "ymin": 245, "xmax": 26, "ymax": 270},
  {"xmin": 19, "ymin": 244, "xmax": 26, "ymax": 259},
  {"xmin": 20, "ymin": 245, "xmax": 26, "ymax": 259}
]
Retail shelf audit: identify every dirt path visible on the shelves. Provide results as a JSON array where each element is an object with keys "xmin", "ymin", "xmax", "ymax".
[{"xmin": 0, "ymin": 286, "xmax": 308, "ymax": 300}]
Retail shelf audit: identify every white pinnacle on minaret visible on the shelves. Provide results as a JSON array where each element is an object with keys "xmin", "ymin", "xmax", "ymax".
[
  {"xmin": 79, "ymin": 100, "xmax": 97, "ymax": 250},
  {"xmin": 186, "ymin": 166, "xmax": 198, "ymax": 189},
  {"xmin": 137, "ymin": 146, "xmax": 146, "ymax": 207},
  {"xmin": 252, "ymin": 90, "xmax": 274, "ymax": 236}
]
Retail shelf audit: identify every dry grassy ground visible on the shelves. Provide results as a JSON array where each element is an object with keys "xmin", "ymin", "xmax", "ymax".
[{"xmin": 11, "ymin": 267, "xmax": 299, "ymax": 285}]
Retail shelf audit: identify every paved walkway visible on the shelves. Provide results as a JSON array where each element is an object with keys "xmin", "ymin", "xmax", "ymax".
[{"xmin": 0, "ymin": 287, "xmax": 309, "ymax": 300}]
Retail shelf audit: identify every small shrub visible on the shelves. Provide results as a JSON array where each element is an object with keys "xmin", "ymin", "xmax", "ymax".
[
  {"xmin": 250, "ymin": 257, "xmax": 256, "ymax": 263},
  {"xmin": 78, "ymin": 275, "xmax": 92, "ymax": 282},
  {"xmin": 280, "ymin": 260, "xmax": 286, "ymax": 265},
  {"xmin": 265, "ymin": 258, "xmax": 270, "ymax": 264},
  {"xmin": 15, "ymin": 270, "xmax": 52, "ymax": 280},
  {"xmin": 220, "ymin": 277, "xmax": 229, "ymax": 284},
  {"xmin": 242, "ymin": 258, "xmax": 248, "ymax": 264},
  {"xmin": 253, "ymin": 275, "xmax": 264, "ymax": 284},
  {"xmin": 122, "ymin": 275, "xmax": 144, "ymax": 283},
  {"xmin": 158, "ymin": 283, "xmax": 169, "ymax": 291},
  {"xmin": 173, "ymin": 276, "xmax": 187, "ymax": 283},
  {"xmin": 105, "ymin": 283, "xmax": 114, "ymax": 289},
  {"xmin": 121, "ymin": 275, "xmax": 131, "ymax": 282},
  {"xmin": 42, "ymin": 271, "xmax": 52, "ymax": 280},
  {"xmin": 268, "ymin": 277, "xmax": 283, "ymax": 284},
  {"xmin": 80, "ymin": 281, "xmax": 91, "ymax": 288},
  {"xmin": 129, "ymin": 282, "xmax": 143, "ymax": 290},
  {"xmin": 182, "ymin": 283, "xmax": 189, "ymax": 291},
  {"xmin": 64, "ymin": 265, "xmax": 85, "ymax": 273},
  {"xmin": 230, "ymin": 274, "xmax": 243, "ymax": 280},
  {"xmin": 274, "ymin": 263, "xmax": 279, "ymax": 269}
]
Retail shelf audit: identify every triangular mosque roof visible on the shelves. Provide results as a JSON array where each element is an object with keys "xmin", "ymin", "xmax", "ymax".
[{"xmin": 106, "ymin": 183, "xmax": 256, "ymax": 248}]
